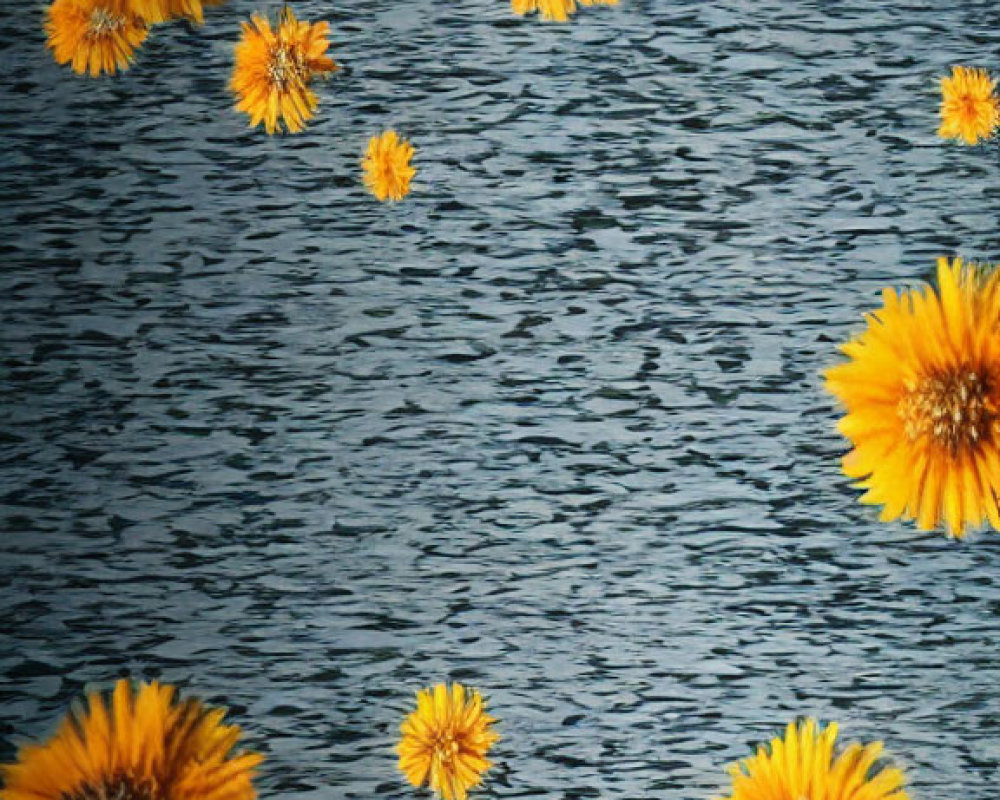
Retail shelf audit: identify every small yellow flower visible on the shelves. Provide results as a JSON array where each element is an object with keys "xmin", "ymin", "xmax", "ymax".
[
  {"xmin": 825, "ymin": 257, "xmax": 1000, "ymax": 537},
  {"xmin": 362, "ymin": 130, "xmax": 416, "ymax": 202},
  {"xmin": 231, "ymin": 7, "xmax": 338, "ymax": 135},
  {"xmin": 45, "ymin": 0, "xmax": 148, "ymax": 77},
  {"xmin": 721, "ymin": 719, "xmax": 909, "ymax": 800},
  {"xmin": 397, "ymin": 683, "xmax": 498, "ymax": 800},
  {"xmin": 938, "ymin": 65, "xmax": 999, "ymax": 145},
  {"xmin": 0, "ymin": 679, "xmax": 263, "ymax": 800}
]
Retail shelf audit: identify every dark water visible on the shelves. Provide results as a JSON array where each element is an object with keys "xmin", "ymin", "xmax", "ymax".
[{"xmin": 2, "ymin": 0, "xmax": 999, "ymax": 798}]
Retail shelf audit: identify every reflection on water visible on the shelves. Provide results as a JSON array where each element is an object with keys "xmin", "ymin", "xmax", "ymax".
[{"xmin": 1, "ymin": 1, "xmax": 999, "ymax": 798}]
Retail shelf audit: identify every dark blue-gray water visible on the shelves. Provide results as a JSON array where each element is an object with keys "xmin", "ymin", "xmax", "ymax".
[{"xmin": 2, "ymin": 0, "xmax": 999, "ymax": 798}]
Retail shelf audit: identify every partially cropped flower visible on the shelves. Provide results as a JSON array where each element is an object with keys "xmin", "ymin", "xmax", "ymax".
[
  {"xmin": 397, "ymin": 683, "xmax": 498, "ymax": 800},
  {"xmin": 127, "ymin": 0, "xmax": 223, "ymax": 24},
  {"xmin": 45, "ymin": 0, "xmax": 148, "ymax": 77},
  {"xmin": 721, "ymin": 719, "xmax": 909, "ymax": 800},
  {"xmin": 512, "ymin": 0, "xmax": 616, "ymax": 20},
  {"xmin": 362, "ymin": 130, "xmax": 415, "ymax": 202},
  {"xmin": 0, "ymin": 679, "xmax": 263, "ymax": 800},
  {"xmin": 511, "ymin": 0, "xmax": 577, "ymax": 22},
  {"xmin": 939, "ymin": 66, "xmax": 999, "ymax": 145},
  {"xmin": 825, "ymin": 257, "xmax": 1000, "ymax": 538},
  {"xmin": 231, "ymin": 7, "xmax": 338, "ymax": 135}
]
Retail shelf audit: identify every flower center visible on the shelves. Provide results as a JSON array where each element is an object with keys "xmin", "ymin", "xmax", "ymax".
[
  {"xmin": 961, "ymin": 96, "xmax": 984, "ymax": 120},
  {"xmin": 268, "ymin": 44, "xmax": 305, "ymax": 90},
  {"xmin": 65, "ymin": 775, "xmax": 157, "ymax": 800},
  {"xmin": 898, "ymin": 369, "xmax": 994, "ymax": 451},
  {"xmin": 433, "ymin": 734, "xmax": 460, "ymax": 763},
  {"xmin": 87, "ymin": 7, "xmax": 125, "ymax": 38}
]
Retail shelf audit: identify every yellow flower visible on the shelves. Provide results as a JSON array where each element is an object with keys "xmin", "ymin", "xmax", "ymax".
[
  {"xmin": 938, "ymin": 65, "xmax": 999, "ymax": 145},
  {"xmin": 511, "ymin": 0, "xmax": 616, "ymax": 21},
  {"xmin": 231, "ymin": 8, "xmax": 338, "ymax": 135},
  {"xmin": 0, "ymin": 679, "xmax": 263, "ymax": 800},
  {"xmin": 397, "ymin": 683, "xmax": 498, "ymax": 800},
  {"xmin": 511, "ymin": 0, "xmax": 577, "ymax": 22},
  {"xmin": 825, "ymin": 257, "xmax": 1000, "ymax": 537},
  {"xmin": 721, "ymin": 720, "xmax": 909, "ymax": 800},
  {"xmin": 45, "ymin": 0, "xmax": 148, "ymax": 77},
  {"xmin": 362, "ymin": 130, "xmax": 416, "ymax": 202}
]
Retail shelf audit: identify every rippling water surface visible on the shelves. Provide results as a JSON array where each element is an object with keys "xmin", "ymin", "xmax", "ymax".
[{"xmin": 2, "ymin": 1, "xmax": 1000, "ymax": 797}]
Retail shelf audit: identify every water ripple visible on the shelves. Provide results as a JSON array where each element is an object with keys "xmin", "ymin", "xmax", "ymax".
[{"xmin": 2, "ymin": 1, "xmax": 1000, "ymax": 798}]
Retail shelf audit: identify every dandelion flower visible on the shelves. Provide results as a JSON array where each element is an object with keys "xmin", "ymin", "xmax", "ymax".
[
  {"xmin": 45, "ymin": 0, "xmax": 148, "ymax": 77},
  {"xmin": 231, "ymin": 8, "xmax": 338, "ymax": 135},
  {"xmin": 511, "ymin": 0, "xmax": 577, "ymax": 22},
  {"xmin": 0, "ymin": 679, "xmax": 263, "ymax": 800},
  {"xmin": 722, "ymin": 719, "xmax": 909, "ymax": 800},
  {"xmin": 938, "ymin": 66, "xmax": 999, "ymax": 145},
  {"xmin": 397, "ymin": 683, "xmax": 498, "ymax": 800},
  {"xmin": 825, "ymin": 257, "xmax": 1000, "ymax": 538},
  {"xmin": 362, "ymin": 130, "xmax": 416, "ymax": 202}
]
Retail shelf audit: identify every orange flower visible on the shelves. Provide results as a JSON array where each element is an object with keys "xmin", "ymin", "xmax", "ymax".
[
  {"xmin": 826, "ymin": 257, "xmax": 1000, "ymax": 536},
  {"xmin": 46, "ymin": 0, "xmax": 148, "ymax": 77},
  {"xmin": 397, "ymin": 683, "xmax": 498, "ymax": 800},
  {"xmin": 362, "ymin": 130, "xmax": 416, "ymax": 202},
  {"xmin": 231, "ymin": 7, "xmax": 338, "ymax": 135},
  {"xmin": 721, "ymin": 720, "xmax": 909, "ymax": 800},
  {"xmin": 0, "ymin": 679, "xmax": 263, "ymax": 800},
  {"xmin": 938, "ymin": 66, "xmax": 999, "ymax": 145}
]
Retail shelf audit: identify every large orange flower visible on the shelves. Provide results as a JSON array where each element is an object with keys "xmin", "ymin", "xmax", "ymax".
[
  {"xmin": 46, "ymin": 0, "xmax": 148, "ymax": 77},
  {"xmin": 826, "ymin": 257, "xmax": 1000, "ymax": 537},
  {"xmin": 721, "ymin": 720, "xmax": 909, "ymax": 800},
  {"xmin": 0, "ymin": 679, "xmax": 262, "ymax": 800},
  {"xmin": 231, "ymin": 7, "xmax": 338, "ymax": 135}
]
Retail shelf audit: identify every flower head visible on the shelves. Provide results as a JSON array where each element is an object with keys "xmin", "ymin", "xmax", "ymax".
[
  {"xmin": 825, "ymin": 257, "xmax": 1000, "ymax": 537},
  {"xmin": 938, "ymin": 66, "xmax": 999, "ymax": 145},
  {"xmin": 45, "ymin": 0, "xmax": 148, "ymax": 77},
  {"xmin": 231, "ymin": 7, "xmax": 338, "ymax": 135},
  {"xmin": 397, "ymin": 683, "xmax": 498, "ymax": 800},
  {"xmin": 0, "ymin": 679, "xmax": 263, "ymax": 800},
  {"xmin": 721, "ymin": 719, "xmax": 909, "ymax": 800},
  {"xmin": 362, "ymin": 130, "xmax": 416, "ymax": 202}
]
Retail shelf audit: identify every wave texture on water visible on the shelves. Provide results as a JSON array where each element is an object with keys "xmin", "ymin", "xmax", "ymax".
[{"xmin": 1, "ymin": 1, "xmax": 999, "ymax": 798}]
